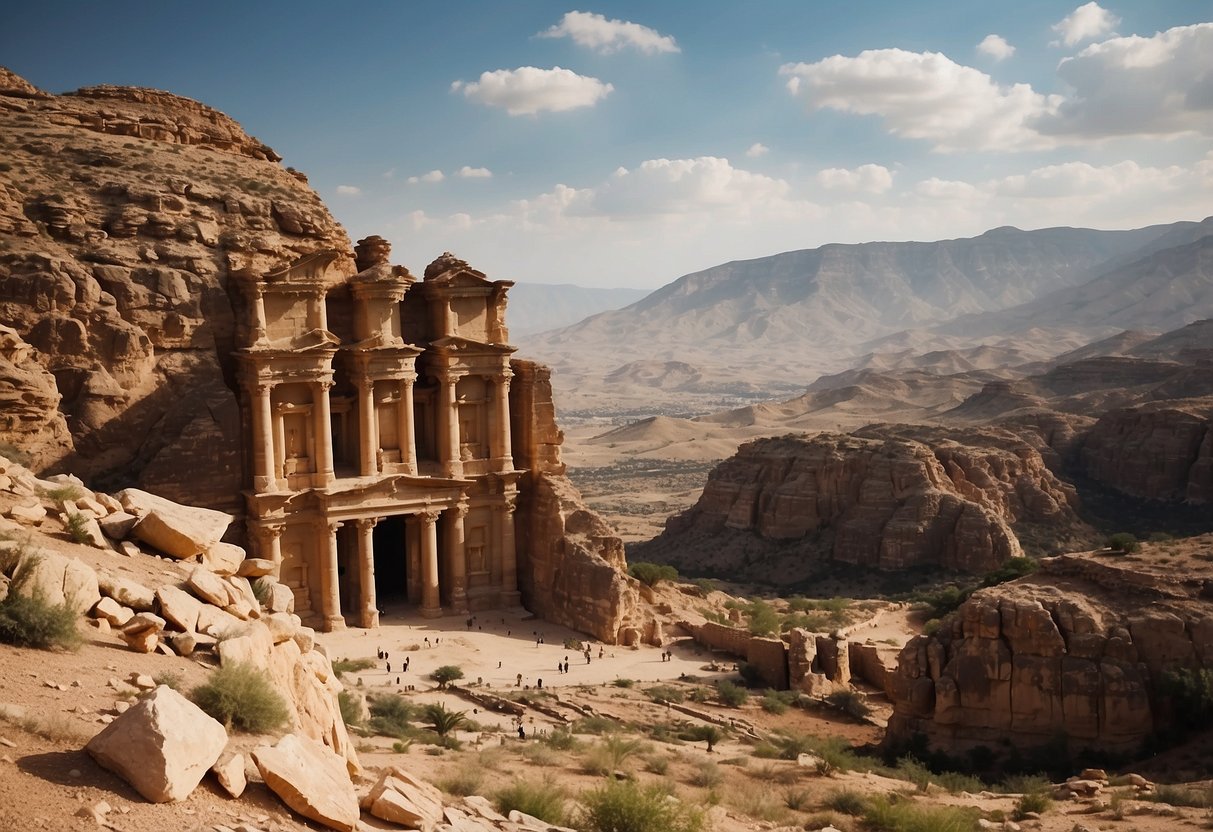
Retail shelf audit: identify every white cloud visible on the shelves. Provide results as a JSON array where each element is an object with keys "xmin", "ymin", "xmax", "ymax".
[
  {"xmin": 451, "ymin": 66, "xmax": 613, "ymax": 115},
  {"xmin": 335, "ymin": 185, "xmax": 361, "ymax": 196},
  {"xmin": 977, "ymin": 34, "xmax": 1015, "ymax": 61},
  {"xmin": 1035, "ymin": 23, "xmax": 1213, "ymax": 139},
  {"xmin": 407, "ymin": 170, "xmax": 445, "ymax": 184},
  {"xmin": 1052, "ymin": 2, "xmax": 1120, "ymax": 47},
  {"xmin": 381, "ymin": 168, "xmax": 397, "ymax": 179},
  {"xmin": 815, "ymin": 164, "xmax": 894, "ymax": 194},
  {"xmin": 457, "ymin": 166, "xmax": 493, "ymax": 179},
  {"xmin": 745, "ymin": 142, "xmax": 770, "ymax": 158},
  {"xmin": 538, "ymin": 10, "xmax": 679, "ymax": 55},
  {"xmin": 915, "ymin": 178, "xmax": 984, "ymax": 200},
  {"xmin": 780, "ymin": 48, "xmax": 1059, "ymax": 152}
]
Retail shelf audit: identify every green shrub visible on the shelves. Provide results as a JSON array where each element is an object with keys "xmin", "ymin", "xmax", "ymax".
[
  {"xmin": 1105, "ymin": 532, "xmax": 1139, "ymax": 553},
  {"xmin": 745, "ymin": 600, "xmax": 780, "ymax": 636},
  {"xmin": 584, "ymin": 734, "xmax": 644, "ymax": 776},
  {"xmin": 1148, "ymin": 784, "xmax": 1213, "ymax": 808},
  {"xmin": 153, "ymin": 671, "xmax": 184, "ymax": 691},
  {"xmin": 690, "ymin": 760, "xmax": 722, "ymax": 787},
  {"xmin": 64, "ymin": 513, "xmax": 95, "ymax": 545},
  {"xmin": 368, "ymin": 693, "xmax": 413, "ymax": 737},
  {"xmin": 783, "ymin": 788, "xmax": 811, "ymax": 810},
  {"xmin": 191, "ymin": 662, "xmax": 289, "ymax": 733},
  {"xmin": 41, "ymin": 484, "xmax": 83, "ymax": 502},
  {"xmin": 338, "ymin": 690, "xmax": 362, "ymax": 726},
  {"xmin": 644, "ymin": 685, "xmax": 683, "ymax": 704},
  {"xmin": 575, "ymin": 715, "xmax": 621, "ymax": 735},
  {"xmin": 578, "ymin": 779, "xmax": 703, "ymax": 832},
  {"xmin": 629, "ymin": 561, "xmax": 679, "ymax": 587},
  {"xmin": 496, "ymin": 779, "xmax": 567, "ymax": 825},
  {"xmin": 331, "ymin": 657, "xmax": 376, "ymax": 678},
  {"xmin": 689, "ymin": 686, "xmax": 711, "ymax": 703},
  {"xmin": 980, "ymin": 556, "xmax": 1039, "ymax": 587},
  {"xmin": 761, "ymin": 690, "xmax": 790, "ymax": 714},
  {"xmin": 824, "ymin": 689, "xmax": 871, "ymax": 720},
  {"xmin": 1159, "ymin": 667, "xmax": 1213, "ymax": 728},
  {"xmin": 249, "ymin": 578, "xmax": 273, "ymax": 606},
  {"xmin": 540, "ymin": 727, "xmax": 579, "ymax": 750},
  {"xmin": 0, "ymin": 587, "xmax": 83, "ymax": 651},
  {"xmin": 430, "ymin": 665, "xmax": 464, "ymax": 689},
  {"xmin": 421, "ymin": 702, "xmax": 466, "ymax": 737},
  {"xmin": 823, "ymin": 788, "xmax": 867, "ymax": 815},
  {"xmin": 687, "ymin": 724, "xmax": 726, "ymax": 752},
  {"xmin": 613, "ymin": 677, "xmax": 635, "ymax": 688},
  {"xmin": 1012, "ymin": 789, "xmax": 1052, "ymax": 820},
  {"xmin": 862, "ymin": 794, "xmax": 980, "ymax": 832},
  {"xmin": 441, "ymin": 762, "xmax": 484, "ymax": 797},
  {"xmin": 716, "ymin": 680, "xmax": 748, "ymax": 707},
  {"xmin": 644, "ymin": 755, "xmax": 669, "ymax": 775}
]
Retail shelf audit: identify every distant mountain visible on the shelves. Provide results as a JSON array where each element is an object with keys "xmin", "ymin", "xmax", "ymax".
[{"xmin": 505, "ymin": 283, "xmax": 648, "ymax": 336}]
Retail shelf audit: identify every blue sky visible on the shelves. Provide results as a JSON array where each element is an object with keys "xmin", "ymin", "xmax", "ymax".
[{"xmin": 4, "ymin": 2, "xmax": 1212, "ymax": 288}]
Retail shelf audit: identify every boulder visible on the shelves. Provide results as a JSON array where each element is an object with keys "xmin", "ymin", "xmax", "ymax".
[
  {"xmin": 155, "ymin": 585, "xmax": 204, "ymax": 632},
  {"xmin": 65, "ymin": 512, "xmax": 108, "ymax": 548},
  {"xmin": 6, "ymin": 547, "xmax": 100, "ymax": 613},
  {"xmin": 92, "ymin": 596, "xmax": 133, "ymax": 627},
  {"xmin": 119, "ymin": 488, "xmax": 232, "ymax": 559},
  {"xmin": 97, "ymin": 571, "xmax": 155, "ymax": 611},
  {"xmin": 268, "ymin": 581, "xmax": 295, "ymax": 614},
  {"xmin": 98, "ymin": 510, "xmax": 139, "ymax": 539},
  {"xmin": 212, "ymin": 752, "xmax": 247, "ymax": 798},
  {"xmin": 237, "ymin": 558, "xmax": 276, "ymax": 578},
  {"xmin": 86, "ymin": 685, "xmax": 227, "ymax": 802},
  {"xmin": 202, "ymin": 542, "xmax": 245, "ymax": 575},
  {"xmin": 121, "ymin": 612, "xmax": 165, "ymax": 653},
  {"xmin": 8, "ymin": 500, "xmax": 46, "ymax": 525},
  {"xmin": 252, "ymin": 734, "xmax": 359, "ymax": 832},
  {"xmin": 365, "ymin": 766, "xmax": 444, "ymax": 829},
  {"xmin": 196, "ymin": 604, "xmax": 244, "ymax": 638},
  {"xmin": 187, "ymin": 566, "xmax": 235, "ymax": 608}
]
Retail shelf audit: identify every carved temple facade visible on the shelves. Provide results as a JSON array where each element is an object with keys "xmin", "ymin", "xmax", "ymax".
[{"xmin": 236, "ymin": 237, "xmax": 527, "ymax": 631}]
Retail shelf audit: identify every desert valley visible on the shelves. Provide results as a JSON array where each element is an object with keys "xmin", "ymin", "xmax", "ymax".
[{"xmin": 0, "ymin": 4, "xmax": 1212, "ymax": 832}]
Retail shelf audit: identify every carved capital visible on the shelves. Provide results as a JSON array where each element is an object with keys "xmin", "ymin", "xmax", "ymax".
[
  {"xmin": 436, "ymin": 369, "xmax": 466, "ymax": 385},
  {"xmin": 325, "ymin": 520, "xmax": 344, "ymax": 535},
  {"xmin": 354, "ymin": 517, "xmax": 380, "ymax": 531},
  {"xmin": 314, "ymin": 379, "xmax": 335, "ymax": 392},
  {"xmin": 496, "ymin": 496, "xmax": 518, "ymax": 514},
  {"xmin": 451, "ymin": 501, "xmax": 470, "ymax": 519},
  {"xmin": 491, "ymin": 370, "xmax": 514, "ymax": 386},
  {"xmin": 254, "ymin": 381, "xmax": 275, "ymax": 396},
  {"xmin": 417, "ymin": 508, "xmax": 441, "ymax": 525},
  {"xmin": 259, "ymin": 522, "xmax": 285, "ymax": 540}
]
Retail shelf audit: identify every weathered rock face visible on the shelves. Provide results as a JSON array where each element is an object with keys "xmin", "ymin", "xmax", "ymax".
[
  {"xmin": 0, "ymin": 325, "xmax": 71, "ymax": 467},
  {"xmin": 1079, "ymin": 398, "xmax": 1213, "ymax": 503},
  {"xmin": 638, "ymin": 426, "xmax": 1083, "ymax": 583},
  {"xmin": 511, "ymin": 360, "xmax": 652, "ymax": 645},
  {"xmin": 0, "ymin": 68, "xmax": 350, "ymax": 513},
  {"xmin": 885, "ymin": 549, "xmax": 1213, "ymax": 761}
]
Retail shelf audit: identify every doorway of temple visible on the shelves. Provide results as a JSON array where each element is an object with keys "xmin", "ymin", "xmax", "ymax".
[{"xmin": 373, "ymin": 515, "xmax": 409, "ymax": 602}]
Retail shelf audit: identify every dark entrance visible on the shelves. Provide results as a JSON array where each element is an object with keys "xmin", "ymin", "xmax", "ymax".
[{"xmin": 373, "ymin": 515, "xmax": 409, "ymax": 600}]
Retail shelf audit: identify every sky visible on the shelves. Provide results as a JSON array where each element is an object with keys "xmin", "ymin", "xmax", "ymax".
[{"xmin": 4, "ymin": 1, "xmax": 1212, "ymax": 289}]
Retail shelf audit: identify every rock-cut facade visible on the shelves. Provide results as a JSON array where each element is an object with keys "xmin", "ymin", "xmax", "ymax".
[{"xmin": 238, "ymin": 236, "xmax": 529, "ymax": 631}]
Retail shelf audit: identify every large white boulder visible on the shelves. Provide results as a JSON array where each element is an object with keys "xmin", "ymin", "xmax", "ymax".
[
  {"xmin": 117, "ymin": 488, "xmax": 232, "ymax": 560},
  {"xmin": 6, "ymin": 546, "xmax": 99, "ymax": 613},
  {"xmin": 85, "ymin": 686, "xmax": 227, "ymax": 802},
  {"xmin": 155, "ymin": 585, "xmax": 204, "ymax": 633},
  {"xmin": 364, "ymin": 766, "xmax": 445, "ymax": 829},
  {"xmin": 252, "ymin": 734, "xmax": 359, "ymax": 832},
  {"xmin": 97, "ymin": 571, "xmax": 155, "ymax": 611}
]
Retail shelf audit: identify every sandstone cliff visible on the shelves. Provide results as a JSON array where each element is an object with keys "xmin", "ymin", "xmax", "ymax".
[
  {"xmin": 636, "ymin": 426, "xmax": 1086, "ymax": 584},
  {"xmin": 0, "ymin": 68, "xmax": 350, "ymax": 511},
  {"xmin": 511, "ymin": 359, "xmax": 653, "ymax": 645},
  {"xmin": 885, "ymin": 544, "xmax": 1213, "ymax": 761}
]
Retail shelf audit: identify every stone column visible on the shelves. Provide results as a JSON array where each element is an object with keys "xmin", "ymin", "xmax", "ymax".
[
  {"xmin": 312, "ymin": 380, "xmax": 335, "ymax": 486},
  {"xmin": 256, "ymin": 522, "xmax": 284, "ymax": 575},
  {"xmin": 445, "ymin": 502, "xmax": 469, "ymax": 614},
  {"xmin": 251, "ymin": 382, "xmax": 278, "ymax": 492},
  {"xmin": 354, "ymin": 517, "xmax": 379, "ymax": 628},
  {"xmin": 319, "ymin": 520, "xmax": 345, "ymax": 631},
  {"xmin": 356, "ymin": 375, "xmax": 379, "ymax": 477},
  {"xmin": 398, "ymin": 377, "xmax": 417, "ymax": 475},
  {"xmin": 498, "ymin": 496, "xmax": 520, "ymax": 606},
  {"xmin": 436, "ymin": 371, "xmax": 462, "ymax": 479},
  {"xmin": 251, "ymin": 286, "xmax": 268, "ymax": 344},
  {"xmin": 418, "ymin": 509, "xmax": 442, "ymax": 618},
  {"xmin": 489, "ymin": 370, "xmax": 513, "ymax": 472}
]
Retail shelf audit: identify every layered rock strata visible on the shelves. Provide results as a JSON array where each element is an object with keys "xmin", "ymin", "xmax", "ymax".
[
  {"xmin": 639, "ymin": 426, "xmax": 1083, "ymax": 583},
  {"xmin": 885, "ymin": 548, "xmax": 1213, "ymax": 760}
]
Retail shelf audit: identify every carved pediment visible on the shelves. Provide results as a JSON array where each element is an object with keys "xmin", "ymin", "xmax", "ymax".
[{"xmin": 262, "ymin": 250, "xmax": 349, "ymax": 290}]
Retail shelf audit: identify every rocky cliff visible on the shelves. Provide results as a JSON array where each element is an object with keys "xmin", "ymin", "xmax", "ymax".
[
  {"xmin": 0, "ymin": 68, "xmax": 349, "ymax": 511},
  {"xmin": 636, "ymin": 425, "xmax": 1085, "ymax": 584},
  {"xmin": 1079, "ymin": 397, "xmax": 1213, "ymax": 504},
  {"xmin": 885, "ymin": 544, "xmax": 1213, "ymax": 761}
]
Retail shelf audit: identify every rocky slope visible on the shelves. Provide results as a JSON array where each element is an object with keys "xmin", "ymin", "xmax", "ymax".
[
  {"xmin": 0, "ymin": 67, "xmax": 350, "ymax": 511},
  {"xmin": 634, "ymin": 425, "xmax": 1086, "ymax": 584},
  {"xmin": 885, "ymin": 542, "xmax": 1213, "ymax": 762}
]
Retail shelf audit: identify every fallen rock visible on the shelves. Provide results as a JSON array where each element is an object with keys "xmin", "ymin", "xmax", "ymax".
[
  {"xmin": 212, "ymin": 752, "xmax": 247, "ymax": 798},
  {"xmin": 5, "ymin": 546, "xmax": 99, "ymax": 613},
  {"xmin": 155, "ymin": 585, "xmax": 204, "ymax": 632},
  {"xmin": 92, "ymin": 596, "xmax": 133, "ymax": 627},
  {"xmin": 188, "ymin": 566, "xmax": 235, "ymax": 608},
  {"xmin": 364, "ymin": 766, "xmax": 445, "ymax": 829},
  {"xmin": 121, "ymin": 612, "xmax": 165, "ymax": 653},
  {"xmin": 7, "ymin": 500, "xmax": 47, "ymax": 525},
  {"xmin": 237, "ymin": 558, "xmax": 276, "ymax": 578},
  {"xmin": 119, "ymin": 488, "xmax": 232, "ymax": 559},
  {"xmin": 86, "ymin": 685, "xmax": 227, "ymax": 802},
  {"xmin": 203, "ymin": 542, "xmax": 245, "ymax": 575},
  {"xmin": 98, "ymin": 571, "xmax": 155, "ymax": 611},
  {"xmin": 252, "ymin": 734, "xmax": 358, "ymax": 832},
  {"xmin": 267, "ymin": 581, "xmax": 295, "ymax": 614},
  {"xmin": 98, "ymin": 510, "xmax": 139, "ymax": 539}
]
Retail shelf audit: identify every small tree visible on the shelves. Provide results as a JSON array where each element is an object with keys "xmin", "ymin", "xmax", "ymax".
[
  {"xmin": 629, "ymin": 562, "xmax": 679, "ymax": 587},
  {"xmin": 422, "ymin": 702, "xmax": 467, "ymax": 738},
  {"xmin": 431, "ymin": 664, "xmax": 464, "ymax": 689},
  {"xmin": 688, "ymin": 724, "xmax": 725, "ymax": 753},
  {"xmin": 1105, "ymin": 532, "xmax": 1139, "ymax": 553}
]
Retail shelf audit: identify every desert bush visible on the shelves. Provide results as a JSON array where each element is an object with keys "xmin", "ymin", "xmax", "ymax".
[
  {"xmin": 745, "ymin": 600, "xmax": 781, "ymax": 636},
  {"xmin": 0, "ymin": 584, "xmax": 82, "ymax": 651},
  {"xmin": 686, "ymin": 724, "xmax": 726, "ymax": 752},
  {"xmin": 191, "ymin": 662, "xmax": 288, "ymax": 733},
  {"xmin": 541, "ymin": 727, "xmax": 580, "ymax": 750},
  {"xmin": 862, "ymin": 794, "xmax": 980, "ymax": 832},
  {"xmin": 440, "ymin": 761, "xmax": 483, "ymax": 796},
  {"xmin": 980, "ymin": 556, "xmax": 1039, "ymax": 587},
  {"xmin": 824, "ymin": 689, "xmax": 871, "ymax": 720},
  {"xmin": 691, "ymin": 760, "xmax": 723, "ymax": 787},
  {"xmin": 331, "ymin": 657, "xmax": 376, "ymax": 678},
  {"xmin": 584, "ymin": 734, "xmax": 644, "ymax": 776},
  {"xmin": 823, "ymin": 788, "xmax": 868, "ymax": 815},
  {"xmin": 430, "ymin": 665, "xmax": 464, "ymax": 689},
  {"xmin": 578, "ymin": 779, "xmax": 703, "ymax": 832},
  {"xmin": 249, "ymin": 577, "xmax": 273, "ymax": 606},
  {"xmin": 716, "ymin": 680, "xmax": 748, "ymax": 707},
  {"xmin": 40, "ymin": 484, "xmax": 83, "ymax": 502},
  {"xmin": 613, "ymin": 677, "xmax": 635, "ymax": 688},
  {"xmin": 761, "ymin": 690, "xmax": 790, "ymax": 714},
  {"xmin": 496, "ymin": 779, "xmax": 567, "ymax": 825},
  {"xmin": 338, "ymin": 690, "xmax": 362, "ymax": 726},
  {"xmin": 1148, "ymin": 784, "xmax": 1213, "ymax": 808},
  {"xmin": 1105, "ymin": 532, "xmax": 1139, "ymax": 553},
  {"xmin": 689, "ymin": 686, "xmax": 711, "ymax": 703},
  {"xmin": 153, "ymin": 671, "xmax": 184, "ymax": 691},
  {"xmin": 575, "ymin": 715, "xmax": 622, "ymax": 735},
  {"xmin": 644, "ymin": 754, "xmax": 669, "ymax": 775},
  {"xmin": 368, "ymin": 693, "xmax": 413, "ymax": 737},
  {"xmin": 783, "ymin": 787, "xmax": 811, "ymax": 810},
  {"xmin": 421, "ymin": 702, "xmax": 466, "ymax": 738},
  {"xmin": 1012, "ymin": 789, "xmax": 1053, "ymax": 820},
  {"xmin": 64, "ymin": 513, "xmax": 94, "ymax": 545},
  {"xmin": 519, "ymin": 743, "xmax": 560, "ymax": 766},
  {"xmin": 629, "ymin": 561, "xmax": 679, "ymax": 587},
  {"xmin": 1159, "ymin": 667, "xmax": 1213, "ymax": 728},
  {"xmin": 644, "ymin": 684, "xmax": 684, "ymax": 704}
]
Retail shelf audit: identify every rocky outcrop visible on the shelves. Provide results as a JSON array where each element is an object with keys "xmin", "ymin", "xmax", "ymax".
[
  {"xmin": 638, "ymin": 426, "xmax": 1084, "ymax": 583},
  {"xmin": 86, "ymin": 685, "xmax": 227, "ymax": 803},
  {"xmin": 0, "ymin": 68, "xmax": 350, "ymax": 513},
  {"xmin": 0, "ymin": 325, "xmax": 71, "ymax": 468},
  {"xmin": 1079, "ymin": 398, "xmax": 1213, "ymax": 503},
  {"xmin": 885, "ymin": 547, "xmax": 1213, "ymax": 761},
  {"xmin": 512, "ymin": 360, "xmax": 654, "ymax": 645}
]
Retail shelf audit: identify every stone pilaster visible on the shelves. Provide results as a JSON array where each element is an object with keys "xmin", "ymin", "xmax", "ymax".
[
  {"xmin": 252, "ymin": 382, "xmax": 278, "ymax": 492},
  {"xmin": 320, "ymin": 519, "xmax": 345, "ymax": 631},
  {"xmin": 251, "ymin": 286, "xmax": 268, "ymax": 344},
  {"xmin": 436, "ymin": 371, "xmax": 463, "ymax": 479},
  {"xmin": 255, "ymin": 522, "xmax": 284, "ymax": 574},
  {"xmin": 498, "ymin": 495, "xmax": 520, "ymax": 606},
  {"xmin": 354, "ymin": 517, "xmax": 379, "ymax": 628},
  {"xmin": 356, "ymin": 375, "xmax": 379, "ymax": 477},
  {"xmin": 398, "ymin": 377, "xmax": 417, "ymax": 475},
  {"xmin": 489, "ymin": 370, "xmax": 513, "ymax": 472},
  {"xmin": 418, "ymin": 508, "xmax": 442, "ymax": 618}
]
